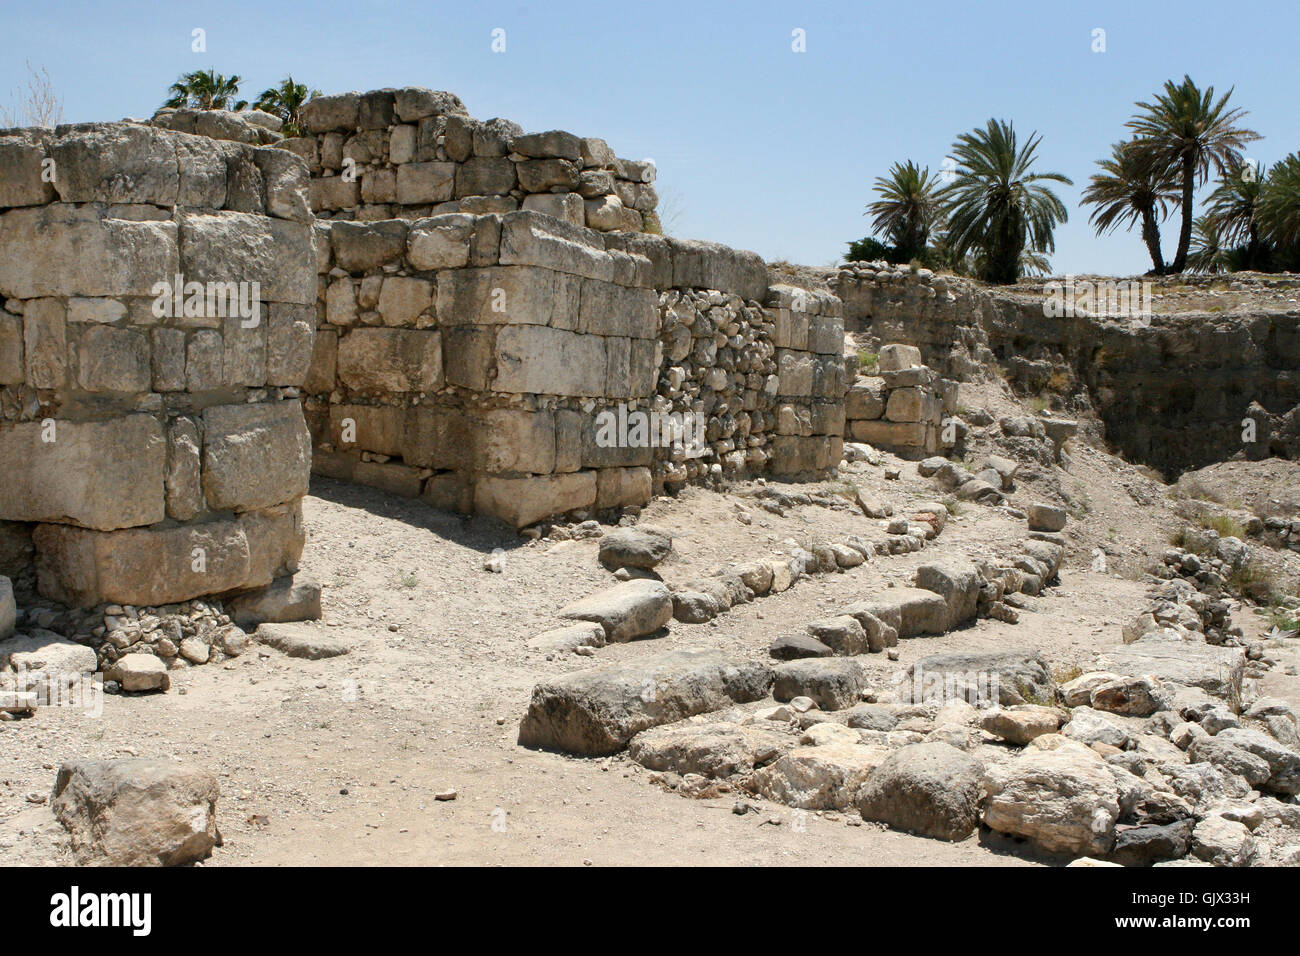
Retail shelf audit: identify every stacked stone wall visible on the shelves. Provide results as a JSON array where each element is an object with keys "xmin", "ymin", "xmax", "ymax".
[
  {"xmin": 0, "ymin": 121, "xmax": 316, "ymax": 607},
  {"xmin": 844, "ymin": 344, "xmax": 959, "ymax": 460},
  {"xmin": 284, "ymin": 88, "xmax": 657, "ymax": 234}
]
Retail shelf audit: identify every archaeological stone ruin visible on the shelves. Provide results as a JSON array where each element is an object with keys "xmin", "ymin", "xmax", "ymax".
[{"xmin": 2, "ymin": 83, "xmax": 1300, "ymax": 873}]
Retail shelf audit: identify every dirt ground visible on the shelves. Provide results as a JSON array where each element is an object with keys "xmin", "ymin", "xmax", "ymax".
[{"xmin": 3, "ymin": 387, "xmax": 1297, "ymax": 867}]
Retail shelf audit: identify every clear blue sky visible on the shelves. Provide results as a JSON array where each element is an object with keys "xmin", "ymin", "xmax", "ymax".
[{"xmin": 6, "ymin": 0, "xmax": 1298, "ymax": 276}]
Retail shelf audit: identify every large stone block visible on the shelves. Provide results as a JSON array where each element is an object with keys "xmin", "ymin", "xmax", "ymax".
[
  {"xmin": 0, "ymin": 206, "xmax": 179, "ymax": 298},
  {"xmin": 395, "ymin": 162, "xmax": 456, "ymax": 204},
  {"xmin": 477, "ymin": 408, "xmax": 557, "ymax": 474},
  {"xmin": 454, "ymin": 157, "xmax": 516, "ymax": 198},
  {"xmin": 0, "ymin": 416, "xmax": 165, "ymax": 530},
  {"xmin": 50, "ymin": 123, "xmax": 181, "ymax": 206},
  {"xmin": 498, "ymin": 210, "xmax": 617, "ymax": 283},
  {"xmin": 301, "ymin": 92, "xmax": 361, "ymax": 133},
  {"xmin": 201, "ymin": 402, "xmax": 311, "ymax": 512},
  {"xmin": 407, "ymin": 214, "xmax": 476, "ymax": 270},
  {"xmin": 0, "ymin": 312, "xmax": 23, "ymax": 384},
  {"xmin": 0, "ymin": 129, "xmax": 56, "ymax": 207},
  {"xmin": 665, "ymin": 237, "xmax": 767, "ymax": 301},
  {"xmin": 178, "ymin": 211, "xmax": 314, "ymax": 305},
  {"xmin": 330, "ymin": 404, "xmax": 407, "ymax": 457},
  {"xmin": 265, "ymin": 303, "xmax": 314, "ymax": 385},
  {"xmin": 493, "ymin": 324, "xmax": 606, "ymax": 396},
  {"xmin": 22, "ymin": 297, "xmax": 66, "ymax": 388},
  {"xmin": 75, "ymin": 325, "xmax": 151, "ymax": 392},
  {"xmin": 336, "ymin": 328, "xmax": 442, "ymax": 392},
  {"xmin": 518, "ymin": 649, "xmax": 773, "ymax": 756},
  {"xmin": 329, "ymin": 219, "xmax": 409, "ymax": 271},
  {"xmin": 473, "ymin": 471, "xmax": 596, "ymax": 528},
  {"xmin": 436, "ymin": 265, "xmax": 581, "ymax": 328},
  {"xmin": 33, "ymin": 505, "xmax": 302, "ymax": 606}
]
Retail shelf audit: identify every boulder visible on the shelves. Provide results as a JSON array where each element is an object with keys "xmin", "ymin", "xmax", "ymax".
[
  {"xmin": 1213, "ymin": 727, "xmax": 1300, "ymax": 795},
  {"xmin": 1191, "ymin": 815, "xmax": 1256, "ymax": 867},
  {"xmin": 104, "ymin": 653, "xmax": 169, "ymax": 692},
  {"xmin": 856, "ymin": 742, "xmax": 985, "ymax": 841},
  {"xmin": 1109, "ymin": 820, "xmax": 1195, "ymax": 867},
  {"xmin": 517, "ymin": 649, "xmax": 773, "ymax": 755},
  {"xmin": 597, "ymin": 526, "xmax": 672, "ymax": 570},
  {"xmin": 768, "ymin": 632, "xmax": 833, "ymax": 661},
  {"xmin": 805, "ymin": 615, "xmax": 869, "ymax": 655},
  {"xmin": 224, "ymin": 574, "xmax": 322, "ymax": 628},
  {"xmin": 900, "ymin": 650, "xmax": 1054, "ymax": 706},
  {"xmin": 913, "ymin": 560, "xmax": 981, "ymax": 631},
  {"xmin": 980, "ymin": 704, "xmax": 1065, "ymax": 745},
  {"xmin": 51, "ymin": 759, "xmax": 219, "ymax": 866},
  {"xmin": 1062, "ymin": 706, "xmax": 1133, "ymax": 749},
  {"xmin": 1089, "ymin": 675, "xmax": 1167, "ymax": 717},
  {"xmin": 1059, "ymin": 671, "xmax": 1123, "ymax": 707},
  {"xmin": 750, "ymin": 741, "xmax": 887, "ymax": 810},
  {"xmin": 558, "ymin": 579, "xmax": 673, "ymax": 642},
  {"xmin": 1027, "ymin": 503, "xmax": 1067, "ymax": 532},
  {"xmin": 526, "ymin": 622, "xmax": 606, "ymax": 654},
  {"xmin": 628, "ymin": 721, "xmax": 789, "ymax": 778},
  {"xmin": 1096, "ymin": 634, "xmax": 1245, "ymax": 698},
  {"xmin": 983, "ymin": 743, "xmax": 1120, "ymax": 856},
  {"xmin": 772, "ymin": 658, "xmax": 868, "ymax": 711}
]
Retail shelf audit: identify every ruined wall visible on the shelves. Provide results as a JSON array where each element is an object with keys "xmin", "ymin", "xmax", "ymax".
[
  {"xmin": 304, "ymin": 209, "xmax": 661, "ymax": 528},
  {"xmin": 844, "ymin": 344, "xmax": 958, "ymax": 460},
  {"xmin": 834, "ymin": 264, "xmax": 1300, "ymax": 475},
  {"xmin": 305, "ymin": 211, "xmax": 846, "ymax": 526},
  {"xmin": 283, "ymin": 87, "xmax": 657, "ymax": 233},
  {"xmin": 0, "ymin": 122, "xmax": 316, "ymax": 607}
]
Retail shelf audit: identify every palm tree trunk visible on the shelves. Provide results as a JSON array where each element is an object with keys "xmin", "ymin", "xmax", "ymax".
[
  {"xmin": 1171, "ymin": 153, "xmax": 1196, "ymax": 272},
  {"xmin": 1139, "ymin": 204, "xmax": 1166, "ymax": 274}
]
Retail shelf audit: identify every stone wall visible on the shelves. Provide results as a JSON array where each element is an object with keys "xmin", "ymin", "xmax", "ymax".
[
  {"xmin": 844, "ymin": 344, "xmax": 958, "ymax": 460},
  {"xmin": 283, "ymin": 87, "xmax": 657, "ymax": 234},
  {"xmin": 0, "ymin": 121, "xmax": 316, "ymax": 607},
  {"xmin": 304, "ymin": 211, "xmax": 846, "ymax": 526},
  {"xmin": 833, "ymin": 263, "xmax": 1300, "ymax": 475}
]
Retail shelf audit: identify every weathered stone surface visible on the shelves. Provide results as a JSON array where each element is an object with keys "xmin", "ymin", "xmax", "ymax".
[
  {"xmin": 105, "ymin": 653, "xmax": 169, "ymax": 693},
  {"xmin": 517, "ymin": 649, "xmax": 773, "ymax": 755},
  {"xmin": 0, "ymin": 575, "xmax": 13, "ymax": 641},
  {"xmin": 1027, "ymin": 503, "xmax": 1067, "ymax": 532},
  {"xmin": 805, "ymin": 615, "xmax": 869, "ymax": 656},
  {"xmin": 336, "ymin": 328, "xmax": 442, "ymax": 393},
  {"xmin": 900, "ymin": 650, "xmax": 1054, "ymax": 706},
  {"xmin": 1090, "ymin": 675, "xmax": 1167, "ymax": 717},
  {"xmin": 557, "ymin": 579, "xmax": 672, "ymax": 642},
  {"xmin": 772, "ymin": 658, "xmax": 868, "ymax": 711},
  {"xmin": 33, "ymin": 505, "xmax": 302, "ymax": 607},
  {"xmin": 51, "ymin": 759, "xmax": 219, "ymax": 866},
  {"xmin": 751, "ymin": 741, "xmax": 887, "ymax": 810},
  {"xmin": 598, "ymin": 526, "xmax": 672, "ymax": 570},
  {"xmin": 913, "ymin": 560, "xmax": 981, "ymax": 631},
  {"xmin": 769, "ymin": 632, "xmax": 834, "ymax": 660},
  {"xmin": 1212, "ymin": 727, "xmax": 1300, "ymax": 795},
  {"xmin": 1063, "ymin": 705, "xmax": 1133, "ymax": 749},
  {"xmin": 0, "ymin": 416, "xmax": 165, "ymax": 531},
  {"xmin": 179, "ymin": 211, "xmax": 314, "ymax": 305},
  {"xmin": 201, "ymin": 403, "xmax": 310, "ymax": 512},
  {"xmin": 980, "ymin": 704, "xmax": 1066, "ymax": 745},
  {"xmin": 225, "ymin": 574, "xmax": 322, "ymax": 628},
  {"xmin": 1096, "ymin": 634, "xmax": 1245, "ymax": 698},
  {"xmin": 983, "ymin": 742, "xmax": 1120, "ymax": 856},
  {"xmin": 0, "ymin": 206, "xmax": 178, "ymax": 298},
  {"xmin": 256, "ymin": 622, "xmax": 349, "ymax": 659},
  {"xmin": 1191, "ymin": 815, "xmax": 1256, "ymax": 866},
  {"xmin": 856, "ymin": 742, "xmax": 985, "ymax": 840},
  {"xmin": 628, "ymin": 721, "xmax": 788, "ymax": 778},
  {"xmin": 2, "ymin": 628, "xmax": 96, "ymax": 682},
  {"xmin": 474, "ymin": 472, "xmax": 596, "ymax": 528},
  {"xmin": 1109, "ymin": 820, "xmax": 1195, "ymax": 867},
  {"xmin": 526, "ymin": 622, "xmax": 606, "ymax": 654}
]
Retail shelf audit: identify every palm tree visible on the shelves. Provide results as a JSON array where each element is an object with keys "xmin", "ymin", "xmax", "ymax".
[
  {"xmin": 1081, "ymin": 140, "xmax": 1179, "ymax": 274},
  {"xmin": 937, "ymin": 119, "xmax": 1072, "ymax": 284},
  {"xmin": 163, "ymin": 69, "xmax": 247, "ymax": 111},
  {"xmin": 254, "ymin": 76, "xmax": 320, "ymax": 137},
  {"xmin": 1186, "ymin": 216, "xmax": 1235, "ymax": 273},
  {"xmin": 1205, "ymin": 161, "xmax": 1267, "ymax": 269},
  {"xmin": 1126, "ymin": 75, "xmax": 1260, "ymax": 273},
  {"xmin": 866, "ymin": 160, "xmax": 943, "ymax": 262},
  {"xmin": 1257, "ymin": 152, "xmax": 1300, "ymax": 253}
]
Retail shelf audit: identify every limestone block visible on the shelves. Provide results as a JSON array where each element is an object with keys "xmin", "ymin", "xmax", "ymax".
[
  {"xmin": 0, "ymin": 129, "xmax": 56, "ymax": 207},
  {"xmin": 498, "ymin": 211, "xmax": 617, "ymax": 283},
  {"xmin": 336, "ymin": 328, "xmax": 443, "ymax": 392},
  {"xmin": 0, "ymin": 415, "xmax": 165, "ymax": 530},
  {"xmin": 266, "ymin": 303, "xmax": 314, "ymax": 386},
  {"xmin": 201, "ymin": 402, "xmax": 311, "ymax": 512},
  {"xmin": 22, "ymin": 298, "xmax": 66, "ymax": 389},
  {"xmin": 474, "ymin": 471, "xmax": 597, "ymax": 528},
  {"xmin": 377, "ymin": 276, "xmax": 435, "ymax": 326},
  {"xmin": 407, "ymin": 214, "xmax": 476, "ymax": 270},
  {"xmin": 521, "ymin": 192, "xmax": 585, "ymax": 226},
  {"xmin": 396, "ymin": 162, "xmax": 456, "ymax": 205},
  {"xmin": 164, "ymin": 416, "xmax": 203, "ymax": 521},
  {"xmin": 0, "ymin": 312, "xmax": 22, "ymax": 384},
  {"xmin": 436, "ymin": 265, "xmax": 581, "ymax": 328},
  {"xmin": 0, "ymin": 206, "xmax": 179, "ymax": 298},
  {"xmin": 329, "ymin": 404, "xmax": 406, "ymax": 457},
  {"xmin": 494, "ymin": 324, "xmax": 606, "ymax": 396},
  {"xmin": 178, "ymin": 211, "xmax": 314, "ymax": 305},
  {"xmin": 454, "ymin": 157, "xmax": 516, "ymax": 198}
]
